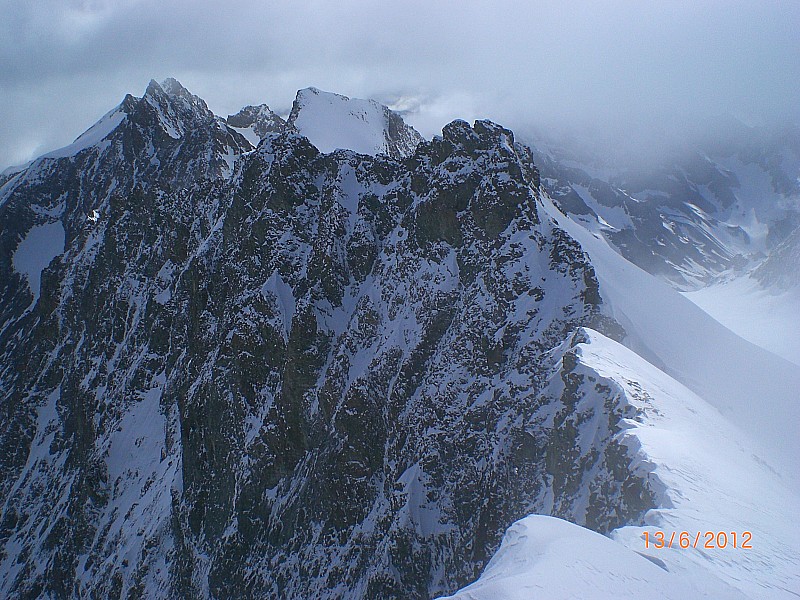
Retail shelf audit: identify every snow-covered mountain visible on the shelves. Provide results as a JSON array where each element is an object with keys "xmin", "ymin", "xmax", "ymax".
[
  {"xmin": 0, "ymin": 79, "xmax": 796, "ymax": 599},
  {"xmin": 530, "ymin": 122, "xmax": 800, "ymax": 290},
  {"xmin": 224, "ymin": 87, "xmax": 424, "ymax": 161},
  {"xmin": 287, "ymin": 87, "xmax": 424, "ymax": 158},
  {"xmin": 530, "ymin": 120, "xmax": 800, "ymax": 368}
]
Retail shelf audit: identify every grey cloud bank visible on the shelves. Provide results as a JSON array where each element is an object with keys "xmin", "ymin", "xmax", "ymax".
[{"xmin": 1, "ymin": 0, "xmax": 798, "ymax": 170}]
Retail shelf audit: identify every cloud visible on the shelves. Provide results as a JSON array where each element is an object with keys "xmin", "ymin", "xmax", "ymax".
[{"xmin": 1, "ymin": 0, "xmax": 798, "ymax": 169}]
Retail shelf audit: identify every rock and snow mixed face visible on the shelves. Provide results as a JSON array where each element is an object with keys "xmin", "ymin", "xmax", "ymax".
[
  {"xmin": 531, "ymin": 124, "xmax": 800, "ymax": 291},
  {"xmin": 0, "ymin": 78, "xmax": 796, "ymax": 600},
  {"xmin": 226, "ymin": 104, "xmax": 287, "ymax": 147},
  {"xmin": 223, "ymin": 87, "xmax": 425, "ymax": 161},
  {"xmin": 0, "ymin": 90, "xmax": 629, "ymax": 597},
  {"xmin": 443, "ymin": 328, "xmax": 799, "ymax": 599}
]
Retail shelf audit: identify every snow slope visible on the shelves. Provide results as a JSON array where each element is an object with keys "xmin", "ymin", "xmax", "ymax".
[
  {"xmin": 683, "ymin": 275, "xmax": 800, "ymax": 366},
  {"xmin": 287, "ymin": 87, "xmax": 421, "ymax": 158},
  {"xmin": 229, "ymin": 124, "xmax": 260, "ymax": 147},
  {"xmin": 288, "ymin": 87, "xmax": 389, "ymax": 155},
  {"xmin": 540, "ymin": 194, "xmax": 800, "ymax": 472},
  {"xmin": 438, "ymin": 515, "xmax": 747, "ymax": 600},
  {"xmin": 443, "ymin": 329, "xmax": 799, "ymax": 599},
  {"xmin": 583, "ymin": 330, "xmax": 800, "ymax": 599},
  {"xmin": 42, "ymin": 107, "xmax": 127, "ymax": 159}
]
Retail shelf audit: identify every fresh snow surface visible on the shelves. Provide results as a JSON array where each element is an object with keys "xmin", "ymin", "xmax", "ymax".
[
  {"xmin": 582, "ymin": 330, "xmax": 800, "ymax": 599},
  {"xmin": 540, "ymin": 194, "xmax": 800, "ymax": 472},
  {"xmin": 42, "ymin": 108, "xmax": 126, "ymax": 159},
  {"xmin": 438, "ymin": 515, "xmax": 746, "ymax": 600},
  {"xmin": 12, "ymin": 221, "xmax": 65, "ymax": 306},
  {"xmin": 683, "ymin": 275, "xmax": 800, "ymax": 366},
  {"xmin": 289, "ymin": 87, "xmax": 389, "ymax": 156}
]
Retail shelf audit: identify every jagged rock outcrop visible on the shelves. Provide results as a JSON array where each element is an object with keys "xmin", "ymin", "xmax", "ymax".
[{"xmin": 226, "ymin": 104, "xmax": 288, "ymax": 142}]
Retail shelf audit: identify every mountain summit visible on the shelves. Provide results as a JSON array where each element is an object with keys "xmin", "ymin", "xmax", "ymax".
[
  {"xmin": 226, "ymin": 104, "xmax": 287, "ymax": 146},
  {"xmin": 286, "ymin": 86, "xmax": 424, "ymax": 158}
]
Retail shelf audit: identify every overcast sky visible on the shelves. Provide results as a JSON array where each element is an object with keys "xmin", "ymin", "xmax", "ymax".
[{"xmin": 1, "ymin": 0, "xmax": 798, "ymax": 170}]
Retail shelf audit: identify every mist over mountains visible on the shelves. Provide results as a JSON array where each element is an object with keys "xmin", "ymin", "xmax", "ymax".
[{"xmin": 3, "ymin": 1, "xmax": 799, "ymax": 171}]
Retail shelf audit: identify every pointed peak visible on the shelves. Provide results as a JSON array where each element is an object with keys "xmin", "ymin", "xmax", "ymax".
[
  {"xmin": 145, "ymin": 79, "xmax": 164, "ymax": 98},
  {"xmin": 144, "ymin": 77, "xmax": 190, "ymax": 99},
  {"xmin": 160, "ymin": 77, "xmax": 190, "ymax": 98},
  {"xmin": 120, "ymin": 93, "xmax": 139, "ymax": 114},
  {"xmin": 226, "ymin": 105, "xmax": 287, "ymax": 143},
  {"xmin": 143, "ymin": 77, "xmax": 211, "ymax": 116},
  {"xmin": 227, "ymin": 104, "xmax": 276, "ymax": 123}
]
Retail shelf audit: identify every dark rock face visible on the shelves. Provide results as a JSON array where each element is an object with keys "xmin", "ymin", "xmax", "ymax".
[
  {"xmin": 0, "ymin": 82, "xmax": 653, "ymax": 599},
  {"xmin": 226, "ymin": 104, "xmax": 288, "ymax": 140}
]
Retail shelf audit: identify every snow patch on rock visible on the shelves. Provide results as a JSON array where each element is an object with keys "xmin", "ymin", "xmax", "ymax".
[
  {"xmin": 261, "ymin": 271, "xmax": 296, "ymax": 341},
  {"xmin": 12, "ymin": 221, "xmax": 65, "ymax": 306}
]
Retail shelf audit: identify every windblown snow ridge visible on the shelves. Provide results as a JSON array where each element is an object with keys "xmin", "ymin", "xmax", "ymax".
[{"xmin": 444, "ymin": 328, "xmax": 799, "ymax": 599}]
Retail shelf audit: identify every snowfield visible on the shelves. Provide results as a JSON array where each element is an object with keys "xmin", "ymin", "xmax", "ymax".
[
  {"xmin": 287, "ymin": 87, "xmax": 421, "ymax": 159},
  {"xmin": 684, "ymin": 274, "xmax": 800, "ymax": 366},
  {"xmin": 288, "ymin": 87, "xmax": 391, "ymax": 156}
]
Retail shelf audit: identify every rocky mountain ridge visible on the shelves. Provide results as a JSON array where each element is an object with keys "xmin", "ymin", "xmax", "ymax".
[
  {"xmin": 0, "ymin": 79, "xmax": 796, "ymax": 599},
  {"xmin": 0, "ymin": 79, "xmax": 653, "ymax": 599}
]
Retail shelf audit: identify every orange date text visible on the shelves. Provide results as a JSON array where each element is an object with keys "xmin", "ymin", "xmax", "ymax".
[{"xmin": 643, "ymin": 531, "xmax": 752, "ymax": 550}]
